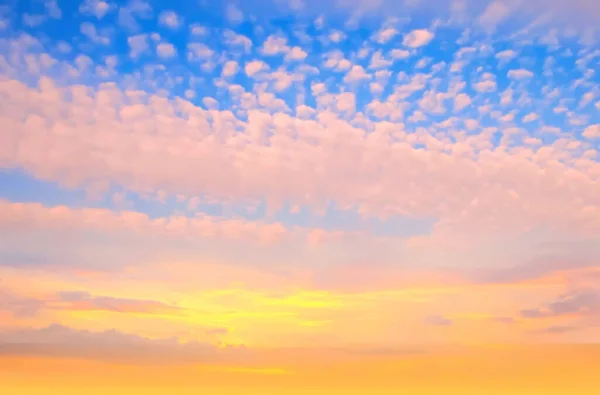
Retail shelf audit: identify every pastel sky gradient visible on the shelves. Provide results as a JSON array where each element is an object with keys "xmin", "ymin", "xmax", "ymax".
[{"xmin": 1, "ymin": 0, "xmax": 600, "ymax": 393}]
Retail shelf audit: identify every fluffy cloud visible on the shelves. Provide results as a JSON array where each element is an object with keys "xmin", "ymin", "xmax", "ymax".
[
  {"xmin": 522, "ymin": 112, "xmax": 539, "ymax": 123},
  {"xmin": 79, "ymin": 0, "xmax": 110, "ymax": 19},
  {"xmin": 372, "ymin": 27, "xmax": 398, "ymax": 44},
  {"xmin": 582, "ymin": 124, "xmax": 600, "ymax": 139},
  {"xmin": 245, "ymin": 59, "xmax": 269, "ymax": 76},
  {"xmin": 127, "ymin": 34, "xmax": 149, "ymax": 59},
  {"xmin": 402, "ymin": 29, "xmax": 434, "ymax": 48},
  {"xmin": 222, "ymin": 60, "xmax": 240, "ymax": 77},
  {"xmin": 508, "ymin": 69, "xmax": 534, "ymax": 80},
  {"xmin": 156, "ymin": 42, "xmax": 177, "ymax": 58},
  {"xmin": 478, "ymin": 1, "xmax": 511, "ymax": 33},
  {"xmin": 453, "ymin": 93, "xmax": 472, "ymax": 112},
  {"xmin": 158, "ymin": 10, "xmax": 182, "ymax": 29},
  {"xmin": 1, "ymin": 76, "xmax": 599, "ymax": 240},
  {"xmin": 344, "ymin": 65, "xmax": 370, "ymax": 83},
  {"xmin": 226, "ymin": 3, "xmax": 244, "ymax": 24},
  {"xmin": 0, "ymin": 200, "xmax": 292, "ymax": 246}
]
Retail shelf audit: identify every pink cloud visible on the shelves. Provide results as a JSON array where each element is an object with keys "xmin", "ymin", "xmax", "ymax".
[{"xmin": 1, "ymin": 76, "xmax": 599, "ymax": 241}]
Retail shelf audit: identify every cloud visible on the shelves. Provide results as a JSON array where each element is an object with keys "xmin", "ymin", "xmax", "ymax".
[
  {"xmin": 223, "ymin": 29, "xmax": 252, "ymax": 53},
  {"xmin": 582, "ymin": 124, "xmax": 600, "ymax": 139},
  {"xmin": 478, "ymin": 1, "xmax": 511, "ymax": 33},
  {"xmin": 402, "ymin": 29, "xmax": 434, "ymax": 48},
  {"xmin": 127, "ymin": 34, "xmax": 149, "ymax": 59},
  {"xmin": 495, "ymin": 49, "xmax": 517, "ymax": 63},
  {"xmin": 344, "ymin": 65, "xmax": 370, "ymax": 83},
  {"xmin": 79, "ymin": 0, "xmax": 110, "ymax": 19},
  {"xmin": 508, "ymin": 69, "xmax": 534, "ymax": 80},
  {"xmin": 0, "ymin": 288, "xmax": 44, "ymax": 318},
  {"xmin": 80, "ymin": 22, "xmax": 110, "ymax": 45},
  {"xmin": 521, "ymin": 289, "xmax": 600, "ymax": 319},
  {"xmin": 190, "ymin": 23, "xmax": 208, "ymax": 36},
  {"xmin": 328, "ymin": 30, "xmax": 346, "ymax": 43},
  {"xmin": 368, "ymin": 51, "xmax": 392, "ymax": 69},
  {"xmin": 0, "ymin": 324, "xmax": 249, "ymax": 364},
  {"xmin": 473, "ymin": 73, "xmax": 497, "ymax": 92},
  {"xmin": 226, "ymin": 3, "xmax": 244, "ymax": 24},
  {"xmin": 537, "ymin": 325, "xmax": 580, "ymax": 334},
  {"xmin": 118, "ymin": 0, "xmax": 152, "ymax": 31},
  {"xmin": 390, "ymin": 49, "xmax": 411, "ymax": 59},
  {"xmin": 522, "ymin": 112, "xmax": 539, "ymax": 123},
  {"xmin": 53, "ymin": 291, "xmax": 184, "ymax": 315},
  {"xmin": 0, "ymin": 200, "xmax": 292, "ymax": 247},
  {"xmin": 187, "ymin": 42, "xmax": 214, "ymax": 61},
  {"xmin": 222, "ymin": 60, "xmax": 240, "ymax": 78},
  {"xmin": 453, "ymin": 93, "xmax": 471, "ymax": 112},
  {"xmin": 285, "ymin": 46, "xmax": 308, "ymax": 61},
  {"xmin": 158, "ymin": 10, "xmax": 182, "ymax": 30},
  {"xmin": 245, "ymin": 59, "xmax": 270, "ymax": 76},
  {"xmin": 372, "ymin": 27, "xmax": 398, "ymax": 44},
  {"xmin": 156, "ymin": 42, "xmax": 177, "ymax": 58},
  {"xmin": 261, "ymin": 35, "xmax": 289, "ymax": 56}
]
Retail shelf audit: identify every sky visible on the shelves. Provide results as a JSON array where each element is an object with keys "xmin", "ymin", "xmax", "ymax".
[{"xmin": 1, "ymin": 0, "xmax": 600, "ymax": 393}]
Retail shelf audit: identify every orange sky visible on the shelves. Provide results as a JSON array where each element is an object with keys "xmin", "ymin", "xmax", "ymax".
[{"xmin": 2, "ymin": 344, "xmax": 600, "ymax": 394}]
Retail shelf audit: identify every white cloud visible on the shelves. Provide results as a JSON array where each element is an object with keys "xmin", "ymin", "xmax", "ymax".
[
  {"xmin": 2, "ymin": 75, "xmax": 600, "ymax": 241},
  {"xmin": 187, "ymin": 43, "xmax": 213, "ymax": 61},
  {"xmin": 56, "ymin": 41, "xmax": 71, "ymax": 53},
  {"xmin": 223, "ymin": 30, "xmax": 252, "ymax": 53},
  {"xmin": 583, "ymin": 124, "xmax": 600, "ymax": 139},
  {"xmin": 245, "ymin": 60, "xmax": 269, "ymax": 77},
  {"xmin": 415, "ymin": 57, "xmax": 432, "ymax": 69},
  {"xmin": 373, "ymin": 27, "xmax": 398, "ymax": 44},
  {"xmin": 127, "ymin": 34, "xmax": 149, "ymax": 59},
  {"xmin": 190, "ymin": 24, "xmax": 208, "ymax": 36},
  {"xmin": 288, "ymin": 0, "xmax": 305, "ymax": 11},
  {"xmin": 79, "ymin": 0, "xmax": 109, "ymax": 19},
  {"xmin": 454, "ymin": 93, "xmax": 472, "ymax": 112},
  {"xmin": 579, "ymin": 92, "xmax": 595, "ymax": 108},
  {"xmin": 324, "ymin": 50, "xmax": 351, "ymax": 71},
  {"xmin": 22, "ymin": 14, "xmax": 46, "ymax": 27},
  {"xmin": 285, "ymin": 46, "xmax": 307, "ymax": 62},
  {"xmin": 226, "ymin": 3, "xmax": 243, "ymax": 24},
  {"xmin": 203, "ymin": 97, "xmax": 219, "ymax": 110},
  {"xmin": 158, "ymin": 10, "xmax": 182, "ymax": 29},
  {"xmin": 390, "ymin": 49, "xmax": 411, "ymax": 59},
  {"xmin": 508, "ymin": 69, "xmax": 534, "ymax": 80},
  {"xmin": 156, "ymin": 42, "xmax": 176, "ymax": 59},
  {"xmin": 261, "ymin": 35, "xmax": 289, "ymax": 56},
  {"xmin": 370, "ymin": 82, "xmax": 384, "ymax": 95},
  {"xmin": 473, "ymin": 73, "xmax": 497, "ymax": 92},
  {"xmin": 222, "ymin": 60, "xmax": 239, "ymax": 78},
  {"xmin": 329, "ymin": 30, "xmax": 346, "ymax": 43},
  {"xmin": 478, "ymin": 1, "xmax": 511, "ymax": 33},
  {"xmin": 343, "ymin": 65, "xmax": 370, "ymax": 83},
  {"xmin": 402, "ymin": 29, "xmax": 434, "ymax": 48},
  {"xmin": 80, "ymin": 22, "xmax": 110, "ymax": 45},
  {"xmin": 117, "ymin": 0, "xmax": 152, "ymax": 31},
  {"xmin": 522, "ymin": 113, "xmax": 539, "ymax": 123},
  {"xmin": 43, "ymin": 0, "xmax": 62, "ymax": 19},
  {"xmin": 368, "ymin": 51, "xmax": 392, "ymax": 70},
  {"xmin": 495, "ymin": 49, "xmax": 517, "ymax": 63}
]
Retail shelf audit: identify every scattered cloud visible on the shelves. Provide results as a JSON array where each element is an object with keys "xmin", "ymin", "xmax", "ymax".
[{"xmin": 402, "ymin": 29, "xmax": 434, "ymax": 48}]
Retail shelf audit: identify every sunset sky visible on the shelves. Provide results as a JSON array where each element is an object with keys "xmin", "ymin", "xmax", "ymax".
[{"xmin": 1, "ymin": 0, "xmax": 600, "ymax": 393}]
